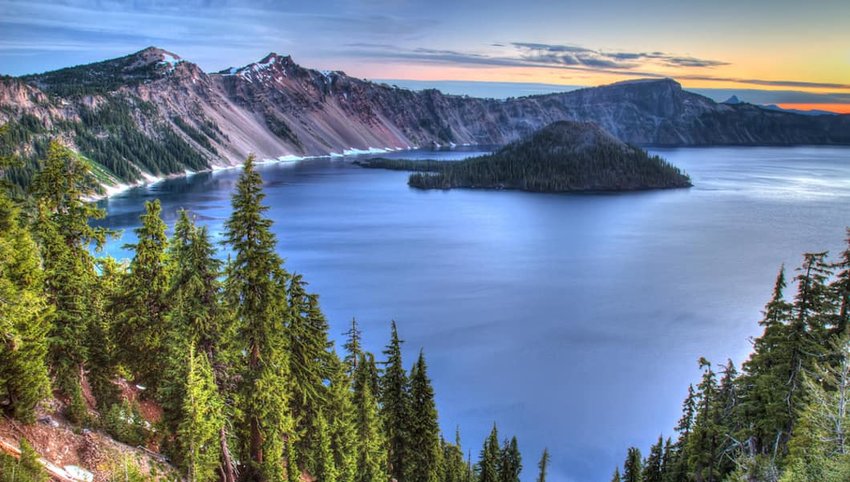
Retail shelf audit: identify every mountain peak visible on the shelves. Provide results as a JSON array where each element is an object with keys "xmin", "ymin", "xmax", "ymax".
[
  {"xmin": 258, "ymin": 52, "xmax": 292, "ymax": 65},
  {"xmin": 129, "ymin": 47, "xmax": 182, "ymax": 68},
  {"xmin": 723, "ymin": 95, "xmax": 743, "ymax": 104}
]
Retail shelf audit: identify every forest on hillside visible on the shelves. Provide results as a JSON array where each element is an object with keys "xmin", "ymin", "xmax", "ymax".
[
  {"xmin": 610, "ymin": 236, "xmax": 850, "ymax": 482},
  {"xmin": 0, "ymin": 143, "xmax": 544, "ymax": 482},
  {"xmin": 356, "ymin": 122, "xmax": 692, "ymax": 192}
]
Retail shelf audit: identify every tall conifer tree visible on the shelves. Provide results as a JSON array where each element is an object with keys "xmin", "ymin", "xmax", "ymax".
[
  {"xmin": 381, "ymin": 320, "xmax": 411, "ymax": 481},
  {"xmin": 407, "ymin": 350, "xmax": 441, "ymax": 482},
  {"xmin": 0, "ymin": 189, "xmax": 50, "ymax": 423},
  {"xmin": 223, "ymin": 155, "xmax": 294, "ymax": 482},
  {"xmin": 115, "ymin": 199, "xmax": 169, "ymax": 390}
]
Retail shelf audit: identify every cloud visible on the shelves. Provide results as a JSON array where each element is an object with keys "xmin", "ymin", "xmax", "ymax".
[
  {"xmin": 511, "ymin": 42, "xmax": 729, "ymax": 69},
  {"xmin": 345, "ymin": 42, "xmax": 850, "ymax": 92}
]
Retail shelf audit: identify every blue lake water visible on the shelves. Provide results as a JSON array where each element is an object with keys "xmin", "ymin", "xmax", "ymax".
[{"xmin": 96, "ymin": 146, "xmax": 850, "ymax": 481}]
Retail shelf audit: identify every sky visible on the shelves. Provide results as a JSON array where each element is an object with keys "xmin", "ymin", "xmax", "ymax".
[{"xmin": 1, "ymin": 0, "xmax": 849, "ymax": 112}]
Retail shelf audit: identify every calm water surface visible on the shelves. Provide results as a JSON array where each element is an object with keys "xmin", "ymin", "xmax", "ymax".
[{"xmin": 97, "ymin": 146, "xmax": 850, "ymax": 481}]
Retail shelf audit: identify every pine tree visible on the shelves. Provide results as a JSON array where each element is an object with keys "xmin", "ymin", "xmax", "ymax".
[
  {"xmin": 86, "ymin": 256, "xmax": 123, "ymax": 409},
  {"xmin": 312, "ymin": 411, "xmax": 337, "ymax": 482},
  {"xmin": 343, "ymin": 318, "xmax": 363, "ymax": 376},
  {"xmin": 407, "ymin": 350, "xmax": 441, "ymax": 482},
  {"xmin": 115, "ymin": 199, "xmax": 169, "ymax": 390},
  {"xmin": 832, "ymin": 229, "xmax": 850, "ymax": 335},
  {"xmin": 715, "ymin": 360, "xmax": 739, "ymax": 477},
  {"xmin": 688, "ymin": 358, "xmax": 722, "ymax": 482},
  {"xmin": 783, "ymin": 337, "xmax": 850, "ymax": 478},
  {"xmin": 327, "ymin": 356, "xmax": 357, "ymax": 482},
  {"xmin": 536, "ymin": 448, "xmax": 549, "ymax": 482},
  {"xmin": 381, "ymin": 320, "xmax": 411, "ymax": 481},
  {"xmin": 0, "ymin": 189, "xmax": 50, "ymax": 423},
  {"xmin": 167, "ymin": 210, "xmax": 225, "ymax": 357},
  {"xmin": 643, "ymin": 437, "xmax": 663, "ymax": 482},
  {"xmin": 739, "ymin": 266, "xmax": 794, "ymax": 457},
  {"xmin": 177, "ymin": 346, "xmax": 223, "ymax": 482},
  {"xmin": 668, "ymin": 384, "xmax": 696, "ymax": 480},
  {"xmin": 287, "ymin": 274, "xmax": 335, "ymax": 471},
  {"xmin": 622, "ymin": 447, "xmax": 642, "ymax": 482},
  {"xmin": 498, "ymin": 436, "xmax": 522, "ymax": 482},
  {"xmin": 223, "ymin": 155, "xmax": 294, "ymax": 481},
  {"xmin": 442, "ymin": 429, "xmax": 468, "ymax": 482},
  {"xmin": 31, "ymin": 141, "xmax": 107, "ymax": 394},
  {"xmin": 611, "ymin": 467, "xmax": 621, "ymax": 482},
  {"xmin": 353, "ymin": 353, "xmax": 386, "ymax": 482},
  {"xmin": 478, "ymin": 425, "xmax": 501, "ymax": 482}
]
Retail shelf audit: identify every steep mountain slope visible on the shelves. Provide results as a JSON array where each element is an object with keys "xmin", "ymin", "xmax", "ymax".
[{"xmin": 1, "ymin": 47, "xmax": 848, "ymax": 193}]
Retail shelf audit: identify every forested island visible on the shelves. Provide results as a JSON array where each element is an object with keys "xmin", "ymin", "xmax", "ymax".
[
  {"xmin": 0, "ymin": 144, "xmax": 542, "ymax": 482},
  {"xmin": 356, "ymin": 121, "xmax": 692, "ymax": 192}
]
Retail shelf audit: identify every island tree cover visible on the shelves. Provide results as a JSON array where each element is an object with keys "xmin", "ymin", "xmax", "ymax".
[
  {"xmin": 613, "ymin": 230, "xmax": 850, "ymax": 481},
  {"xmin": 0, "ymin": 144, "xmax": 536, "ymax": 482},
  {"xmin": 356, "ymin": 121, "xmax": 692, "ymax": 192}
]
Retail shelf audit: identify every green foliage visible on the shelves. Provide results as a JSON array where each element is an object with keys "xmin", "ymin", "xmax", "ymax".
[
  {"xmin": 115, "ymin": 199, "xmax": 170, "ymax": 391},
  {"xmin": 478, "ymin": 425, "xmax": 501, "ymax": 482},
  {"xmin": 177, "ymin": 346, "xmax": 223, "ymax": 482},
  {"xmin": 223, "ymin": 155, "xmax": 294, "ymax": 482},
  {"xmin": 618, "ymin": 235, "xmax": 850, "ymax": 482},
  {"xmin": 31, "ymin": 141, "xmax": 107, "ymax": 391},
  {"xmin": 381, "ymin": 320, "xmax": 411, "ymax": 481},
  {"xmin": 536, "ymin": 448, "xmax": 550, "ymax": 482},
  {"xmin": 0, "ymin": 439, "xmax": 48, "ymax": 482},
  {"xmin": 0, "ymin": 190, "xmax": 50, "ymax": 423},
  {"xmin": 353, "ymin": 353, "xmax": 386, "ymax": 482},
  {"xmin": 622, "ymin": 447, "xmax": 642, "ymax": 482},
  {"xmin": 359, "ymin": 121, "xmax": 691, "ymax": 192},
  {"xmin": 498, "ymin": 437, "xmax": 522, "ymax": 482},
  {"xmin": 407, "ymin": 350, "xmax": 441, "ymax": 482},
  {"xmin": 102, "ymin": 399, "xmax": 150, "ymax": 447}
]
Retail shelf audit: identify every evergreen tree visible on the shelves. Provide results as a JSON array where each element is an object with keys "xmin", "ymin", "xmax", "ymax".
[
  {"xmin": 739, "ymin": 266, "xmax": 794, "ymax": 457},
  {"xmin": 287, "ymin": 274, "xmax": 335, "ymax": 471},
  {"xmin": 0, "ymin": 189, "xmax": 50, "ymax": 423},
  {"xmin": 442, "ymin": 429, "xmax": 468, "ymax": 482},
  {"xmin": 327, "ymin": 356, "xmax": 357, "ymax": 482},
  {"xmin": 832, "ymin": 229, "xmax": 850, "ymax": 335},
  {"xmin": 167, "ymin": 210, "xmax": 226, "ymax": 357},
  {"xmin": 642, "ymin": 437, "xmax": 664, "ymax": 482},
  {"xmin": 536, "ymin": 448, "xmax": 550, "ymax": 482},
  {"xmin": 622, "ymin": 447, "xmax": 642, "ymax": 482},
  {"xmin": 688, "ymin": 358, "xmax": 722, "ymax": 482},
  {"xmin": 353, "ymin": 353, "xmax": 386, "ymax": 482},
  {"xmin": 115, "ymin": 199, "xmax": 169, "ymax": 390},
  {"xmin": 478, "ymin": 425, "xmax": 501, "ymax": 482},
  {"xmin": 782, "ymin": 336, "xmax": 850, "ymax": 480},
  {"xmin": 312, "ymin": 411, "xmax": 337, "ymax": 482},
  {"xmin": 668, "ymin": 384, "xmax": 696, "ymax": 480},
  {"xmin": 86, "ymin": 256, "xmax": 123, "ymax": 409},
  {"xmin": 407, "ymin": 350, "xmax": 442, "ymax": 482},
  {"xmin": 223, "ymin": 155, "xmax": 294, "ymax": 482},
  {"xmin": 343, "ymin": 318, "xmax": 363, "ymax": 376},
  {"xmin": 498, "ymin": 436, "xmax": 522, "ymax": 482},
  {"xmin": 611, "ymin": 467, "xmax": 621, "ymax": 482},
  {"xmin": 381, "ymin": 320, "xmax": 411, "ymax": 481},
  {"xmin": 659, "ymin": 438, "xmax": 674, "ymax": 482},
  {"xmin": 31, "ymin": 141, "xmax": 107, "ymax": 395},
  {"xmin": 177, "ymin": 346, "xmax": 223, "ymax": 482}
]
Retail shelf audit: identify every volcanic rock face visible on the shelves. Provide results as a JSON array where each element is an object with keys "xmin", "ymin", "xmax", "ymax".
[{"xmin": 1, "ymin": 47, "xmax": 849, "ymax": 188}]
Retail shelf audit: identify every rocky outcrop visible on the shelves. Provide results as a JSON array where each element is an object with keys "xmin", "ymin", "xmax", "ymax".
[{"xmin": 1, "ymin": 47, "xmax": 848, "ymax": 190}]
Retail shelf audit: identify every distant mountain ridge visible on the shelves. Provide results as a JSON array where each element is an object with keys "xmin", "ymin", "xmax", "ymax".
[{"xmin": 1, "ymin": 47, "xmax": 848, "ymax": 192}]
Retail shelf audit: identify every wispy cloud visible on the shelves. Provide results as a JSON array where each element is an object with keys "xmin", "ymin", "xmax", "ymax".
[
  {"xmin": 511, "ymin": 42, "xmax": 729, "ymax": 69},
  {"xmin": 343, "ymin": 42, "xmax": 850, "ymax": 91}
]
